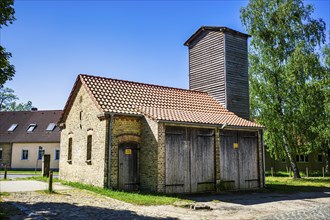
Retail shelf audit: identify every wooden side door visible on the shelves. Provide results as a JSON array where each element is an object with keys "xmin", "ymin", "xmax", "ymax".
[
  {"xmin": 220, "ymin": 130, "xmax": 239, "ymax": 190},
  {"xmin": 238, "ymin": 132, "xmax": 259, "ymax": 189},
  {"xmin": 165, "ymin": 127, "xmax": 190, "ymax": 193},
  {"xmin": 190, "ymin": 128, "xmax": 215, "ymax": 192},
  {"xmin": 118, "ymin": 143, "xmax": 139, "ymax": 191}
]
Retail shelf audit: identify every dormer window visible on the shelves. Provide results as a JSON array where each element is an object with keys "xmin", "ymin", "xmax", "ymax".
[
  {"xmin": 8, "ymin": 124, "xmax": 18, "ymax": 132},
  {"xmin": 27, "ymin": 124, "xmax": 37, "ymax": 132},
  {"xmin": 46, "ymin": 123, "xmax": 56, "ymax": 131}
]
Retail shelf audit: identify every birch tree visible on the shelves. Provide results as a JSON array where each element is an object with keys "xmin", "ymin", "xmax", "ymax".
[{"xmin": 241, "ymin": 0, "xmax": 329, "ymax": 178}]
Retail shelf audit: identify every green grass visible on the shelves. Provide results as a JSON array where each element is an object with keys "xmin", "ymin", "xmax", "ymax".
[
  {"xmin": 265, "ymin": 170, "xmax": 330, "ymax": 178},
  {"xmin": 18, "ymin": 175, "xmax": 59, "ymax": 182},
  {"xmin": 61, "ymin": 181, "xmax": 190, "ymax": 206},
  {"xmin": 0, "ymin": 170, "xmax": 59, "ymax": 175},
  {"xmin": 266, "ymin": 176, "xmax": 330, "ymax": 192}
]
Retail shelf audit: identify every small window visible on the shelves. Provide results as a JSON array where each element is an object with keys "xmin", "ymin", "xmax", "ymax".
[
  {"xmin": 27, "ymin": 124, "xmax": 37, "ymax": 132},
  {"xmin": 296, "ymin": 154, "xmax": 308, "ymax": 163},
  {"xmin": 46, "ymin": 123, "xmax": 56, "ymax": 131},
  {"xmin": 22, "ymin": 150, "xmax": 29, "ymax": 160},
  {"xmin": 86, "ymin": 135, "xmax": 92, "ymax": 163},
  {"xmin": 55, "ymin": 149, "xmax": 60, "ymax": 160},
  {"xmin": 68, "ymin": 138, "xmax": 72, "ymax": 162},
  {"xmin": 8, "ymin": 124, "xmax": 18, "ymax": 132},
  {"xmin": 318, "ymin": 154, "xmax": 323, "ymax": 162},
  {"xmin": 0, "ymin": 148, "xmax": 3, "ymax": 160}
]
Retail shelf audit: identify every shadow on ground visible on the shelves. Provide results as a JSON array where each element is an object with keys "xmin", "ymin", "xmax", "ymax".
[
  {"xmin": 2, "ymin": 201, "xmax": 177, "ymax": 220},
  {"xmin": 183, "ymin": 189, "xmax": 330, "ymax": 206}
]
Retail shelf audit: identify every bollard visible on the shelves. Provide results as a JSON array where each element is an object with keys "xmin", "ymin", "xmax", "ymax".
[
  {"xmin": 289, "ymin": 167, "xmax": 292, "ymax": 177},
  {"xmin": 48, "ymin": 171, "xmax": 53, "ymax": 193},
  {"xmin": 322, "ymin": 167, "xmax": 325, "ymax": 178},
  {"xmin": 271, "ymin": 167, "xmax": 274, "ymax": 177},
  {"xmin": 306, "ymin": 167, "xmax": 308, "ymax": 178},
  {"xmin": 4, "ymin": 165, "xmax": 7, "ymax": 179}
]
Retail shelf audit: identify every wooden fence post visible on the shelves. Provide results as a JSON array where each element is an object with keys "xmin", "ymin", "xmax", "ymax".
[
  {"xmin": 306, "ymin": 167, "xmax": 308, "ymax": 178},
  {"xmin": 322, "ymin": 167, "xmax": 325, "ymax": 178},
  {"xmin": 4, "ymin": 165, "xmax": 7, "ymax": 180},
  {"xmin": 289, "ymin": 167, "xmax": 292, "ymax": 177},
  {"xmin": 48, "ymin": 171, "xmax": 53, "ymax": 193},
  {"xmin": 271, "ymin": 167, "xmax": 274, "ymax": 177}
]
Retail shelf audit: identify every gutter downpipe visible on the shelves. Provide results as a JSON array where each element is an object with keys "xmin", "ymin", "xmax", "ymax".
[{"xmin": 107, "ymin": 113, "xmax": 114, "ymax": 189}]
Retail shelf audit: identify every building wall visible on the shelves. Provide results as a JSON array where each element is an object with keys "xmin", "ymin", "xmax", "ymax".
[
  {"xmin": 265, "ymin": 151, "xmax": 327, "ymax": 173},
  {"xmin": 110, "ymin": 115, "xmax": 141, "ymax": 189},
  {"xmin": 224, "ymin": 32, "xmax": 250, "ymax": 119},
  {"xmin": 140, "ymin": 117, "xmax": 158, "ymax": 191},
  {"xmin": 11, "ymin": 142, "xmax": 59, "ymax": 169},
  {"xmin": 187, "ymin": 30, "xmax": 250, "ymax": 119},
  {"xmin": 0, "ymin": 143, "xmax": 12, "ymax": 167},
  {"xmin": 188, "ymin": 30, "xmax": 226, "ymax": 106},
  {"xmin": 59, "ymin": 85, "xmax": 107, "ymax": 187}
]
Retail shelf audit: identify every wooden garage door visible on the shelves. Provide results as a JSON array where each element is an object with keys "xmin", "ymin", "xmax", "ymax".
[
  {"xmin": 165, "ymin": 126, "xmax": 215, "ymax": 193},
  {"xmin": 220, "ymin": 130, "xmax": 259, "ymax": 190}
]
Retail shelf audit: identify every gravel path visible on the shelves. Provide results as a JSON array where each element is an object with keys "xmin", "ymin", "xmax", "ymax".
[{"xmin": 2, "ymin": 188, "xmax": 330, "ymax": 219}]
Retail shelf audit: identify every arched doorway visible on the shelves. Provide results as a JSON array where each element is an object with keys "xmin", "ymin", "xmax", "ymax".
[{"xmin": 118, "ymin": 143, "xmax": 139, "ymax": 191}]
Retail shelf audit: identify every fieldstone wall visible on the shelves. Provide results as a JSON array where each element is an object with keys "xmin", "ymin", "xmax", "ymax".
[
  {"xmin": 157, "ymin": 122, "xmax": 166, "ymax": 193},
  {"xmin": 0, "ymin": 143, "xmax": 12, "ymax": 167},
  {"xmin": 140, "ymin": 117, "xmax": 158, "ymax": 191},
  {"xmin": 59, "ymin": 85, "xmax": 107, "ymax": 187}
]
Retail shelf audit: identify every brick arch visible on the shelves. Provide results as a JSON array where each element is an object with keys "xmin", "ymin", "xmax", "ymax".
[{"xmin": 116, "ymin": 134, "xmax": 141, "ymax": 144}]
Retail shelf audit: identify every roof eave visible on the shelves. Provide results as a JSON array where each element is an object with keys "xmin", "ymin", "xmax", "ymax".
[{"xmin": 157, "ymin": 119, "xmax": 263, "ymax": 130}]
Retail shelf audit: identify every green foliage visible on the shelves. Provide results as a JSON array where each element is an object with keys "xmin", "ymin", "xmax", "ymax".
[
  {"xmin": 241, "ymin": 0, "xmax": 329, "ymax": 177},
  {"xmin": 0, "ymin": 86, "xmax": 34, "ymax": 111},
  {"xmin": 0, "ymin": 0, "xmax": 16, "ymax": 85}
]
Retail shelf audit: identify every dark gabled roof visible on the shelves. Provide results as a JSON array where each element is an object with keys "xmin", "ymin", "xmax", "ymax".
[
  {"xmin": 0, "ymin": 110, "xmax": 62, "ymax": 143},
  {"xmin": 60, "ymin": 74, "xmax": 262, "ymax": 128},
  {"xmin": 184, "ymin": 26, "xmax": 250, "ymax": 46}
]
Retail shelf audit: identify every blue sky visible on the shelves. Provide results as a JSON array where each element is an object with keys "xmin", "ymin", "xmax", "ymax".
[{"xmin": 1, "ymin": 0, "xmax": 329, "ymax": 110}]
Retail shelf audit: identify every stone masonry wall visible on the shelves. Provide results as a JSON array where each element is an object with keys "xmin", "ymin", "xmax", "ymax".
[
  {"xmin": 157, "ymin": 122, "xmax": 166, "ymax": 193},
  {"xmin": 140, "ymin": 117, "xmax": 158, "ymax": 191},
  {"xmin": 59, "ymin": 85, "xmax": 107, "ymax": 187}
]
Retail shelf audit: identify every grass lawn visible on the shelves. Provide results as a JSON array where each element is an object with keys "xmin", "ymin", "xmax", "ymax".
[
  {"xmin": 2, "ymin": 175, "xmax": 190, "ymax": 206},
  {"xmin": 266, "ymin": 176, "xmax": 330, "ymax": 192},
  {"xmin": 0, "ymin": 170, "xmax": 59, "ymax": 175},
  {"xmin": 62, "ymin": 181, "xmax": 190, "ymax": 206}
]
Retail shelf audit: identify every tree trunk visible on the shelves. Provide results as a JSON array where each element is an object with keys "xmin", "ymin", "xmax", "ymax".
[{"xmin": 283, "ymin": 137, "xmax": 301, "ymax": 178}]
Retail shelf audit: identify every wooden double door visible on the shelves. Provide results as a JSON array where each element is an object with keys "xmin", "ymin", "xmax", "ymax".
[
  {"xmin": 220, "ymin": 130, "xmax": 259, "ymax": 190},
  {"xmin": 165, "ymin": 126, "xmax": 215, "ymax": 193}
]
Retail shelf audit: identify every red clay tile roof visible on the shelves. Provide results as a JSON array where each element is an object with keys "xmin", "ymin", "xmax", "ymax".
[
  {"xmin": 0, "ymin": 110, "xmax": 62, "ymax": 143},
  {"xmin": 60, "ymin": 74, "xmax": 262, "ymax": 128}
]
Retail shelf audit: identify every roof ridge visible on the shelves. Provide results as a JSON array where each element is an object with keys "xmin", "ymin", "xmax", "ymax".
[{"xmin": 79, "ymin": 73, "xmax": 209, "ymax": 95}]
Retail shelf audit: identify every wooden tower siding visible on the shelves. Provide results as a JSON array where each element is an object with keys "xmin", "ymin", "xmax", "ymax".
[{"xmin": 186, "ymin": 27, "xmax": 250, "ymax": 119}]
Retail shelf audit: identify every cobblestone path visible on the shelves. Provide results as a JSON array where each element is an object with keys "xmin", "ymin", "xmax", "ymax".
[{"xmin": 2, "ymin": 189, "xmax": 330, "ymax": 220}]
